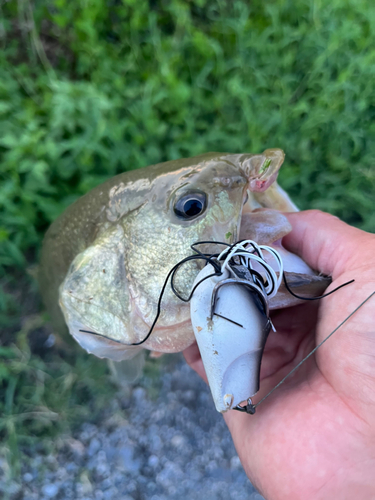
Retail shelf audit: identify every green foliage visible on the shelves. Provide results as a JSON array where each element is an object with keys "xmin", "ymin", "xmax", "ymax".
[
  {"xmin": 1, "ymin": 0, "xmax": 375, "ymax": 275},
  {"xmin": 0, "ymin": 314, "xmax": 116, "ymax": 471},
  {"xmin": 1, "ymin": 0, "xmax": 375, "ymax": 466}
]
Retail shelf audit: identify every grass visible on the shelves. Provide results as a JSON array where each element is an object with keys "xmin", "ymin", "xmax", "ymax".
[
  {"xmin": 0, "ymin": 281, "xmax": 117, "ymax": 475},
  {"xmin": 0, "ymin": 0, "xmax": 375, "ymax": 472}
]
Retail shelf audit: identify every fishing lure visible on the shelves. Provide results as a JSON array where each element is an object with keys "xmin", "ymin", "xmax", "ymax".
[
  {"xmin": 188, "ymin": 240, "xmax": 354, "ymax": 413},
  {"xmin": 78, "ymin": 239, "xmax": 357, "ymax": 413}
]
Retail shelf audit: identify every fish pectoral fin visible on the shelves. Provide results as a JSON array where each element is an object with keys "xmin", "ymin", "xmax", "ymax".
[{"xmin": 108, "ymin": 351, "xmax": 146, "ymax": 385}]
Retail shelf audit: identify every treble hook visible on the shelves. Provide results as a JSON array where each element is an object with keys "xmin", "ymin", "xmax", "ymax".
[
  {"xmin": 235, "ymin": 398, "xmax": 256, "ymax": 415},
  {"xmin": 210, "ymin": 278, "xmax": 269, "ymax": 321}
]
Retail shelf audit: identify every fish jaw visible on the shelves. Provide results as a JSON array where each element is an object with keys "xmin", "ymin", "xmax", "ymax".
[{"xmin": 63, "ymin": 317, "xmax": 143, "ymax": 361}]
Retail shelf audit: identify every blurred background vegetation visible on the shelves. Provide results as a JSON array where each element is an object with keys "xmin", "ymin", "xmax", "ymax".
[{"xmin": 0, "ymin": 0, "xmax": 374, "ymax": 470}]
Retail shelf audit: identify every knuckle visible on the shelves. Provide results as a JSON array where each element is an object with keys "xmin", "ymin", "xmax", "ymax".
[{"xmin": 305, "ymin": 209, "xmax": 339, "ymax": 222}]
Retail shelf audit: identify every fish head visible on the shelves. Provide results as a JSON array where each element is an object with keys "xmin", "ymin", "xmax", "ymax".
[
  {"xmin": 57, "ymin": 150, "xmax": 286, "ymax": 356},
  {"xmin": 121, "ymin": 149, "xmax": 290, "ymax": 331},
  {"xmin": 127, "ymin": 148, "xmax": 286, "ymax": 258},
  {"xmin": 54, "ymin": 149, "xmax": 328, "ymax": 361}
]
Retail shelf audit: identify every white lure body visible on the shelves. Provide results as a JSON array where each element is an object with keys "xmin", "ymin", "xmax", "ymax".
[{"xmin": 190, "ymin": 264, "xmax": 271, "ymax": 413}]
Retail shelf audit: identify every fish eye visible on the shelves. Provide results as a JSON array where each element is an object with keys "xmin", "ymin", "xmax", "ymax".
[{"xmin": 174, "ymin": 191, "xmax": 207, "ymax": 220}]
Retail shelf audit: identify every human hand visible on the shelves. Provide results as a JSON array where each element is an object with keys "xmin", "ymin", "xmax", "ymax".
[{"xmin": 184, "ymin": 210, "xmax": 375, "ymax": 500}]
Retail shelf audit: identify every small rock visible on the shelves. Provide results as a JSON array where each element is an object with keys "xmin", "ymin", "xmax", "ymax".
[
  {"xmin": 44, "ymin": 333, "xmax": 56, "ymax": 348},
  {"xmin": 230, "ymin": 455, "xmax": 242, "ymax": 470},
  {"xmin": 101, "ymin": 477, "xmax": 112, "ymax": 490},
  {"xmin": 103, "ymin": 486, "xmax": 118, "ymax": 499},
  {"xmin": 132, "ymin": 387, "xmax": 146, "ymax": 402},
  {"xmin": 95, "ymin": 462, "xmax": 109, "ymax": 477},
  {"xmin": 104, "ymin": 413, "xmax": 128, "ymax": 430},
  {"xmin": 66, "ymin": 462, "xmax": 78, "ymax": 473},
  {"xmin": 41, "ymin": 483, "xmax": 59, "ymax": 498},
  {"xmin": 147, "ymin": 455, "xmax": 159, "ymax": 468},
  {"xmin": 182, "ymin": 389, "xmax": 196, "ymax": 403},
  {"xmin": 45, "ymin": 454, "xmax": 58, "ymax": 470},
  {"xmin": 77, "ymin": 471, "xmax": 92, "ymax": 495},
  {"xmin": 170, "ymin": 434, "xmax": 185, "ymax": 448},
  {"xmin": 23, "ymin": 472, "xmax": 33, "ymax": 483},
  {"xmin": 79, "ymin": 424, "xmax": 98, "ymax": 444},
  {"xmin": 150, "ymin": 434, "xmax": 162, "ymax": 453},
  {"xmin": 156, "ymin": 461, "xmax": 183, "ymax": 488},
  {"xmin": 67, "ymin": 438, "xmax": 86, "ymax": 458},
  {"xmin": 118, "ymin": 445, "xmax": 141, "ymax": 473},
  {"xmin": 55, "ymin": 467, "xmax": 68, "ymax": 481},
  {"xmin": 88, "ymin": 437, "xmax": 101, "ymax": 457},
  {"xmin": 125, "ymin": 480, "xmax": 137, "ymax": 494}
]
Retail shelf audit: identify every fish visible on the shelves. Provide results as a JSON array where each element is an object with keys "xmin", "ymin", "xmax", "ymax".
[{"xmin": 39, "ymin": 149, "xmax": 329, "ymax": 371}]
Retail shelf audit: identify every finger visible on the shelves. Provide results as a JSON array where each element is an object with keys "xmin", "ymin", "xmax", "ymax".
[
  {"xmin": 270, "ymin": 300, "xmax": 319, "ymax": 334},
  {"xmin": 183, "ymin": 342, "xmax": 208, "ymax": 383},
  {"xmin": 282, "ymin": 210, "xmax": 373, "ymax": 278},
  {"xmin": 260, "ymin": 302, "xmax": 319, "ymax": 380}
]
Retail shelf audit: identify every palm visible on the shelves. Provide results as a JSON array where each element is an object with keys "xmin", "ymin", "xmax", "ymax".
[{"xmin": 227, "ymin": 277, "xmax": 375, "ymax": 499}]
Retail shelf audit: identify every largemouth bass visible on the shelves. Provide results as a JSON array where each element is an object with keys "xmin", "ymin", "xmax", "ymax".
[{"xmin": 39, "ymin": 150, "xmax": 328, "ymax": 365}]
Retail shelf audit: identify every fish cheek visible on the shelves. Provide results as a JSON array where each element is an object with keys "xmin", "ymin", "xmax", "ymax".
[
  {"xmin": 123, "ymin": 207, "xmax": 201, "ymax": 324},
  {"xmin": 203, "ymin": 190, "xmax": 243, "ymax": 243},
  {"xmin": 59, "ymin": 225, "xmax": 141, "ymax": 349}
]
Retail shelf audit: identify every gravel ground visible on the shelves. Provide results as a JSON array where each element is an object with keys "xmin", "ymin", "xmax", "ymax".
[{"xmin": 0, "ymin": 355, "xmax": 264, "ymax": 500}]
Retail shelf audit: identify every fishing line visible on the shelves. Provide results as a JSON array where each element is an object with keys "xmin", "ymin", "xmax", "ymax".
[
  {"xmin": 283, "ymin": 274, "xmax": 355, "ymax": 301},
  {"xmin": 235, "ymin": 291, "xmax": 375, "ymax": 414},
  {"xmin": 79, "ymin": 248, "xmax": 225, "ymax": 346},
  {"xmin": 132, "ymin": 241, "xmax": 244, "ymax": 343},
  {"xmin": 130, "ymin": 241, "xmax": 353, "ymax": 345},
  {"xmin": 77, "ymin": 238, "xmax": 357, "ymax": 415},
  {"xmin": 79, "ymin": 240, "xmax": 354, "ymax": 349},
  {"xmin": 130, "ymin": 252, "xmax": 223, "ymax": 346}
]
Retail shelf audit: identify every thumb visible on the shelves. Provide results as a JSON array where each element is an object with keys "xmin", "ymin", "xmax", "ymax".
[{"xmin": 282, "ymin": 210, "xmax": 373, "ymax": 279}]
